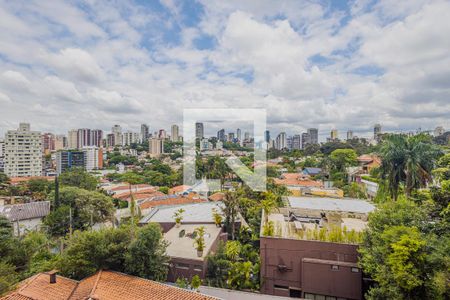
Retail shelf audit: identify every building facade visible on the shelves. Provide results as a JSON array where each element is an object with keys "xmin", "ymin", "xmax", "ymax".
[
  {"xmin": 55, "ymin": 151, "xmax": 85, "ymax": 174},
  {"xmin": 308, "ymin": 128, "xmax": 319, "ymax": 144},
  {"xmin": 149, "ymin": 137, "xmax": 164, "ymax": 157},
  {"xmin": 195, "ymin": 122, "xmax": 204, "ymax": 139},
  {"xmin": 4, "ymin": 123, "xmax": 42, "ymax": 177},
  {"xmin": 171, "ymin": 124, "xmax": 179, "ymax": 142}
]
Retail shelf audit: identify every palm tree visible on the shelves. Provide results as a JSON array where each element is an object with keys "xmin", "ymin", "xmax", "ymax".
[
  {"xmin": 222, "ymin": 190, "xmax": 240, "ymax": 240},
  {"xmin": 260, "ymin": 192, "xmax": 278, "ymax": 223},
  {"xmin": 379, "ymin": 134, "xmax": 441, "ymax": 200}
]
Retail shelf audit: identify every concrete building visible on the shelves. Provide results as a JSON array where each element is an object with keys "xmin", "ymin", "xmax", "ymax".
[
  {"xmin": 41, "ymin": 133, "xmax": 55, "ymax": 155},
  {"xmin": 111, "ymin": 125, "xmax": 122, "ymax": 147},
  {"xmin": 149, "ymin": 137, "xmax": 164, "ymax": 157},
  {"xmin": 171, "ymin": 124, "xmax": 179, "ymax": 142},
  {"xmin": 330, "ymin": 129, "xmax": 338, "ymax": 141},
  {"xmin": 83, "ymin": 146, "xmax": 103, "ymax": 171},
  {"xmin": 264, "ymin": 130, "xmax": 271, "ymax": 144},
  {"xmin": 67, "ymin": 129, "xmax": 78, "ymax": 149},
  {"xmin": 55, "ymin": 151, "xmax": 85, "ymax": 175},
  {"xmin": 4, "ymin": 123, "xmax": 42, "ymax": 177},
  {"xmin": 54, "ymin": 135, "xmax": 66, "ymax": 150},
  {"xmin": 347, "ymin": 130, "xmax": 353, "ymax": 140},
  {"xmin": 308, "ymin": 128, "xmax": 318, "ymax": 144},
  {"xmin": 217, "ymin": 129, "xmax": 225, "ymax": 142},
  {"xmin": 292, "ymin": 135, "xmax": 301, "ymax": 150},
  {"xmin": 0, "ymin": 139, "xmax": 4, "ymax": 172},
  {"xmin": 228, "ymin": 132, "xmax": 235, "ymax": 142},
  {"xmin": 374, "ymin": 124, "xmax": 381, "ymax": 140},
  {"xmin": 301, "ymin": 132, "xmax": 310, "ymax": 149},
  {"xmin": 260, "ymin": 196, "xmax": 375, "ymax": 299},
  {"xmin": 91, "ymin": 129, "xmax": 103, "ymax": 148},
  {"xmin": 141, "ymin": 123, "xmax": 149, "ymax": 141},
  {"xmin": 200, "ymin": 138, "xmax": 211, "ymax": 151},
  {"xmin": 122, "ymin": 131, "xmax": 139, "ymax": 146},
  {"xmin": 276, "ymin": 132, "xmax": 287, "ymax": 150},
  {"xmin": 195, "ymin": 122, "xmax": 204, "ymax": 139},
  {"xmin": 237, "ymin": 128, "xmax": 242, "ymax": 144}
]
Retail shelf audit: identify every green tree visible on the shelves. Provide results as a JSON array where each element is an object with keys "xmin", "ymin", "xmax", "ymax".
[
  {"xmin": 125, "ymin": 223, "xmax": 169, "ymax": 281},
  {"xmin": 222, "ymin": 191, "xmax": 240, "ymax": 240},
  {"xmin": 0, "ymin": 261, "xmax": 19, "ymax": 296},
  {"xmin": 59, "ymin": 168, "xmax": 98, "ymax": 191},
  {"xmin": 330, "ymin": 148, "xmax": 358, "ymax": 172}
]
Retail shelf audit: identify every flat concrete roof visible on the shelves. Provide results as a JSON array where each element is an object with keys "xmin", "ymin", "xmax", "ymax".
[
  {"xmin": 165, "ymin": 224, "xmax": 222, "ymax": 260},
  {"xmin": 287, "ymin": 196, "xmax": 375, "ymax": 214}
]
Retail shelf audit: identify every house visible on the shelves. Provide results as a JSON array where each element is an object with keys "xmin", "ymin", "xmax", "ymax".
[
  {"xmin": 357, "ymin": 154, "xmax": 381, "ymax": 174},
  {"xmin": 1, "ymin": 269, "xmax": 217, "ymax": 300},
  {"xmin": 274, "ymin": 173, "xmax": 323, "ymax": 196},
  {"xmin": 0, "ymin": 201, "xmax": 50, "ymax": 236},
  {"xmin": 169, "ymin": 185, "xmax": 192, "ymax": 195},
  {"xmin": 302, "ymin": 168, "xmax": 322, "ymax": 176},
  {"xmin": 260, "ymin": 196, "xmax": 375, "ymax": 299},
  {"xmin": 208, "ymin": 192, "xmax": 225, "ymax": 202}
]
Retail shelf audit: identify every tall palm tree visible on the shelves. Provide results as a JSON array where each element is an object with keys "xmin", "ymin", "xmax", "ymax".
[
  {"xmin": 222, "ymin": 190, "xmax": 240, "ymax": 240},
  {"xmin": 379, "ymin": 134, "xmax": 441, "ymax": 200}
]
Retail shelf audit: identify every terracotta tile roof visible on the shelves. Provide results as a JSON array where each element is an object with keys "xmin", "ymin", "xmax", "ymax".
[
  {"xmin": 139, "ymin": 195, "xmax": 206, "ymax": 210},
  {"xmin": 274, "ymin": 173, "xmax": 323, "ymax": 187},
  {"xmin": 208, "ymin": 192, "xmax": 225, "ymax": 202},
  {"xmin": 168, "ymin": 185, "xmax": 191, "ymax": 195},
  {"xmin": 9, "ymin": 177, "xmax": 54, "ymax": 185},
  {"xmin": 2, "ymin": 270, "xmax": 217, "ymax": 300}
]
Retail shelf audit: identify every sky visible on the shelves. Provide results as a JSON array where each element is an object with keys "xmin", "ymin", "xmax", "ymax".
[{"xmin": 0, "ymin": 0, "xmax": 449, "ymax": 140}]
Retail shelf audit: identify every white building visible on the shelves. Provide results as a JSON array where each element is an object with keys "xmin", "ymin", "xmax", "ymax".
[
  {"xmin": 122, "ymin": 131, "xmax": 139, "ymax": 146},
  {"xmin": 83, "ymin": 146, "xmax": 103, "ymax": 171},
  {"xmin": 111, "ymin": 125, "xmax": 122, "ymax": 147},
  {"xmin": 67, "ymin": 129, "xmax": 78, "ymax": 149},
  {"xmin": 276, "ymin": 132, "xmax": 287, "ymax": 150},
  {"xmin": 4, "ymin": 123, "xmax": 42, "ymax": 177}
]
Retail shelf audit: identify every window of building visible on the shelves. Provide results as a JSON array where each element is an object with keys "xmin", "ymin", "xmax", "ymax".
[
  {"xmin": 351, "ymin": 267, "xmax": 359, "ymax": 273},
  {"xmin": 274, "ymin": 284, "xmax": 289, "ymax": 291},
  {"xmin": 331, "ymin": 265, "xmax": 339, "ymax": 271},
  {"xmin": 175, "ymin": 263, "xmax": 189, "ymax": 270}
]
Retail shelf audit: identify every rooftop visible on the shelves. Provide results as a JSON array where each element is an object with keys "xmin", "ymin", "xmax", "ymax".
[
  {"xmin": 2, "ymin": 270, "xmax": 217, "ymax": 300},
  {"xmin": 165, "ymin": 224, "xmax": 223, "ymax": 260},
  {"xmin": 0, "ymin": 201, "xmax": 50, "ymax": 221},
  {"xmin": 140, "ymin": 202, "xmax": 226, "ymax": 224},
  {"xmin": 287, "ymin": 196, "xmax": 375, "ymax": 214}
]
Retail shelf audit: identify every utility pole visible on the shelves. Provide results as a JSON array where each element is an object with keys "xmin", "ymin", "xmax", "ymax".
[{"xmin": 69, "ymin": 207, "xmax": 73, "ymax": 237}]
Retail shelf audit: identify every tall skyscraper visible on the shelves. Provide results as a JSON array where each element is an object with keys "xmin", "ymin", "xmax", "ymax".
[
  {"xmin": 292, "ymin": 134, "xmax": 301, "ymax": 150},
  {"xmin": 91, "ymin": 129, "xmax": 103, "ymax": 148},
  {"xmin": 195, "ymin": 122, "xmax": 204, "ymax": 139},
  {"xmin": 217, "ymin": 129, "xmax": 225, "ymax": 142},
  {"xmin": 330, "ymin": 129, "xmax": 338, "ymax": 140},
  {"xmin": 276, "ymin": 132, "xmax": 287, "ymax": 150},
  {"xmin": 68, "ymin": 129, "xmax": 78, "ymax": 149},
  {"xmin": 171, "ymin": 125, "xmax": 179, "ymax": 142},
  {"xmin": 301, "ymin": 132, "xmax": 310, "ymax": 149},
  {"xmin": 141, "ymin": 124, "xmax": 149, "ymax": 141},
  {"xmin": 347, "ymin": 130, "xmax": 353, "ymax": 140},
  {"xmin": 77, "ymin": 128, "xmax": 91, "ymax": 148},
  {"xmin": 374, "ymin": 124, "xmax": 382, "ymax": 139},
  {"xmin": 149, "ymin": 137, "xmax": 164, "ymax": 158},
  {"xmin": 112, "ymin": 125, "xmax": 122, "ymax": 146},
  {"xmin": 264, "ymin": 130, "xmax": 270, "ymax": 143},
  {"xmin": 308, "ymin": 128, "xmax": 318, "ymax": 144},
  {"xmin": 4, "ymin": 123, "xmax": 42, "ymax": 177},
  {"xmin": 236, "ymin": 128, "xmax": 241, "ymax": 141}
]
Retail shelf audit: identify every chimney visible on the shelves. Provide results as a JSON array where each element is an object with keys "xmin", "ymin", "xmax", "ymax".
[{"xmin": 47, "ymin": 270, "xmax": 58, "ymax": 284}]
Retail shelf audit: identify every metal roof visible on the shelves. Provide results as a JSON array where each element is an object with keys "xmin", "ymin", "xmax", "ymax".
[
  {"xmin": 287, "ymin": 196, "xmax": 375, "ymax": 214},
  {"xmin": 0, "ymin": 201, "xmax": 50, "ymax": 221}
]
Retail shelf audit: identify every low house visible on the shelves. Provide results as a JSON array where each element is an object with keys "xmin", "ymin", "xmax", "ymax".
[
  {"xmin": 274, "ymin": 173, "xmax": 323, "ymax": 196},
  {"xmin": 169, "ymin": 185, "xmax": 192, "ymax": 195},
  {"xmin": 357, "ymin": 154, "xmax": 381, "ymax": 174},
  {"xmin": 0, "ymin": 201, "xmax": 50, "ymax": 236},
  {"xmin": 260, "ymin": 196, "xmax": 375, "ymax": 299},
  {"xmin": 1, "ymin": 269, "xmax": 217, "ymax": 300},
  {"xmin": 302, "ymin": 168, "xmax": 322, "ymax": 177}
]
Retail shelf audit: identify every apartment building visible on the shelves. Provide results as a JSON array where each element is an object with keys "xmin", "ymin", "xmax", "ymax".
[
  {"xmin": 4, "ymin": 123, "xmax": 42, "ymax": 177},
  {"xmin": 149, "ymin": 137, "xmax": 164, "ymax": 158},
  {"xmin": 55, "ymin": 151, "xmax": 85, "ymax": 175}
]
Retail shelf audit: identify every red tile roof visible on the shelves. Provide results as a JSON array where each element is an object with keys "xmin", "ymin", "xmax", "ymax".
[
  {"xmin": 208, "ymin": 192, "xmax": 225, "ymax": 202},
  {"xmin": 274, "ymin": 173, "xmax": 323, "ymax": 187},
  {"xmin": 2, "ymin": 270, "xmax": 217, "ymax": 300},
  {"xmin": 139, "ymin": 195, "xmax": 206, "ymax": 210},
  {"xmin": 168, "ymin": 185, "xmax": 191, "ymax": 195}
]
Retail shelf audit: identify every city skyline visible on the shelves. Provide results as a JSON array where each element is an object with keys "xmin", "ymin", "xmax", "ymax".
[{"xmin": 0, "ymin": 1, "xmax": 449, "ymax": 137}]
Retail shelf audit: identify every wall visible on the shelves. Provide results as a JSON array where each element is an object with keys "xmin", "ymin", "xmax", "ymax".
[{"xmin": 260, "ymin": 236, "xmax": 362, "ymax": 299}]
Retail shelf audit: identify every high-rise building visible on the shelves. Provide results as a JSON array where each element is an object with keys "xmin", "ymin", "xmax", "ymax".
[
  {"xmin": 56, "ymin": 151, "xmax": 85, "ymax": 175},
  {"xmin": 4, "ymin": 123, "xmax": 42, "ymax": 177},
  {"xmin": 0, "ymin": 139, "xmax": 5, "ymax": 172},
  {"xmin": 347, "ymin": 130, "xmax": 353, "ymax": 140},
  {"xmin": 276, "ymin": 132, "xmax": 287, "ymax": 150},
  {"xmin": 141, "ymin": 124, "xmax": 149, "ymax": 141},
  {"xmin": 330, "ymin": 129, "xmax": 338, "ymax": 140},
  {"xmin": 67, "ymin": 130, "xmax": 78, "ymax": 149},
  {"xmin": 171, "ymin": 125, "xmax": 179, "ymax": 142},
  {"xmin": 83, "ymin": 146, "xmax": 103, "ymax": 171},
  {"xmin": 236, "ymin": 128, "xmax": 241, "ymax": 141},
  {"xmin": 308, "ymin": 128, "xmax": 318, "ymax": 144},
  {"xmin": 301, "ymin": 132, "xmax": 310, "ymax": 149},
  {"xmin": 228, "ymin": 133, "xmax": 235, "ymax": 142},
  {"xmin": 77, "ymin": 128, "xmax": 91, "ymax": 148},
  {"xmin": 41, "ymin": 133, "xmax": 55, "ymax": 155},
  {"xmin": 91, "ymin": 130, "xmax": 103, "ymax": 148},
  {"xmin": 122, "ymin": 131, "xmax": 139, "ymax": 146},
  {"xmin": 374, "ymin": 124, "xmax": 382, "ymax": 140},
  {"xmin": 434, "ymin": 126, "xmax": 445, "ymax": 137},
  {"xmin": 54, "ymin": 135, "xmax": 66, "ymax": 151},
  {"xmin": 264, "ymin": 130, "xmax": 270, "ymax": 143},
  {"xmin": 287, "ymin": 136, "xmax": 293, "ymax": 151},
  {"xmin": 195, "ymin": 122, "xmax": 204, "ymax": 139},
  {"xmin": 244, "ymin": 132, "xmax": 250, "ymax": 141},
  {"xmin": 112, "ymin": 125, "xmax": 122, "ymax": 147},
  {"xmin": 292, "ymin": 134, "xmax": 301, "ymax": 150},
  {"xmin": 217, "ymin": 129, "xmax": 225, "ymax": 142},
  {"xmin": 158, "ymin": 129, "xmax": 167, "ymax": 139},
  {"xmin": 149, "ymin": 138, "xmax": 164, "ymax": 158}
]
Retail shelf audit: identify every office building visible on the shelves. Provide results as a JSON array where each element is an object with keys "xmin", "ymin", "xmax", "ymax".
[
  {"xmin": 276, "ymin": 132, "xmax": 287, "ymax": 150},
  {"xmin": 374, "ymin": 124, "xmax": 381, "ymax": 140},
  {"xmin": 236, "ymin": 128, "xmax": 241, "ymax": 141},
  {"xmin": 67, "ymin": 129, "xmax": 78, "ymax": 149},
  {"xmin": 301, "ymin": 132, "xmax": 310, "ymax": 149},
  {"xmin": 264, "ymin": 130, "xmax": 270, "ymax": 144},
  {"xmin": 56, "ymin": 151, "xmax": 85, "ymax": 175},
  {"xmin": 195, "ymin": 122, "xmax": 204, "ymax": 139},
  {"xmin": 292, "ymin": 134, "xmax": 301, "ymax": 150},
  {"xmin": 83, "ymin": 146, "xmax": 103, "ymax": 171},
  {"xmin": 171, "ymin": 125, "xmax": 179, "ymax": 142},
  {"xmin": 217, "ymin": 129, "xmax": 225, "ymax": 142},
  {"xmin": 308, "ymin": 128, "xmax": 318, "ymax": 144},
  {"xmin": 149, "ymin": 137, "xmax": 164, "ymax": 158},
  {"xmin": 347, "ymin": 130, "xmax": 354, "ymax": 140},
  {"xmin": 4, "ymin": 123, "xmax": 42, "ymax": 177},
  {"xmin": 112, "ymin": 125, "xmax": 122, "ymax": 147},
  {"xmin": 141, "ymin": 124, "xmax": 149, "ymax": 141}
]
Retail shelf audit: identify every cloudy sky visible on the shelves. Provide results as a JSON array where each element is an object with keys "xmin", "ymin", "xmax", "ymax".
[{"xmin": 0, "ymin": 0, "xmax": 449, "ymax": 140}]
